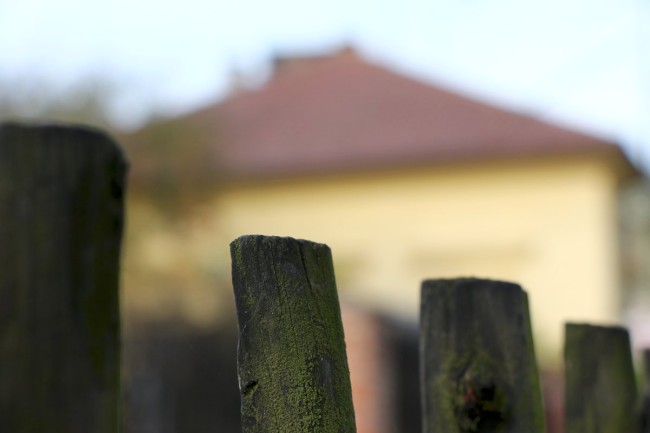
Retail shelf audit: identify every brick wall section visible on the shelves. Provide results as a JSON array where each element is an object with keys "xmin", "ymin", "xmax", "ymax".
[{"xmin": 341, "ymin": 304, "xmax": 395, "ymax": 433}]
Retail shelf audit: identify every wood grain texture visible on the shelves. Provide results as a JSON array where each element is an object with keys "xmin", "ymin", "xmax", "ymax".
[
  {"xmin": 0, "ymin": 123, "xmax": 127, "ymax": 433},
  {"xmin": 420, "ymin": 278, "xmax": 544, "ymax": 433},
  {"xmin": 565, "ymin": 323, "xmax": 638, "ymax": 433},
  {"xmin": 231, "ymin": 235, "xmax": 356, "ymax": 433}
]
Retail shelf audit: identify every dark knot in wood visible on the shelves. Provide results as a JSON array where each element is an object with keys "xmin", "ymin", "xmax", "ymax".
[{"xmin": 454, "ymin": 365, "xmax": 508, "ymax": 433}]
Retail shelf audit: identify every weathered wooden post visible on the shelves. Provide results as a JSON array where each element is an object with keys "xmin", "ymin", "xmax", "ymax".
[
  {"xmin": 0, "ymin": 123, "xmax": 127, "ymax": 433},
  {"xmin": 420, "ymin": 278, "xmax": 545, "ymax": 433},
  {"xmin": 230, "ymin": 235, "xmax": 356, "ymax": 433},
  {"xmin": 641, "ymin": 349, "xmax": 650, "ymax": 433},
  {"xmin": 564, "ymin": 323, "xmax": 638, "ymax": 433}
]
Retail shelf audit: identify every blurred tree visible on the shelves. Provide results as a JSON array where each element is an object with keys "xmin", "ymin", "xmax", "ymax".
[
  {"xmin": 0, "ymin": 76, "xmax": 118, "ymax": 130},
  {"xmin": 120, "ymin": 117, "xmax": 222, "ymax": 217},
  {"xmin": 620, "ymin": 178, "xmax": 650, "ymax": 307}
]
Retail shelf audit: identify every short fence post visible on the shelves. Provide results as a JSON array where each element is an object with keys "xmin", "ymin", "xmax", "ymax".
[
  {"xmin": 0, "ymin": 123, "xmax": 127, "ymax": 433},
  {"xmin": 641, "ymin": 349, "xmax": 650, "ymax": 433},
  {"xmin": 230, "ymin": 235, "xmax": 356, "ymax": 433},
  {"xmin": 420, "ymin": 278, "xmax": 545, "ymax": 433},
  {"xmin": 564, "ymin": 323, "xmax": 638, "ymax": 433}
]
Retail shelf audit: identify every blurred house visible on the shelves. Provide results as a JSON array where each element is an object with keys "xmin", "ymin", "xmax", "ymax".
[
  {"xmin": 162, "ymin": 47, "xmax": 635, "ymax": 361},
  {"xmin": 123, "ymin": 47, "xmax": 638, "ymax": 432}
]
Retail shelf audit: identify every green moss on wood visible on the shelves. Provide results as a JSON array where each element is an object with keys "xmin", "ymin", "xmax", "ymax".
[
  {"xmin": 420, "ymin": 278, "xmax": 545, "ymax": 433},
  {"xmin": 565, "ymin": 323, "xmax": 639, "ymax": 433},
  {"xmin": 231, "ymin": 235, "xmax": 356, "ymax": 433}
]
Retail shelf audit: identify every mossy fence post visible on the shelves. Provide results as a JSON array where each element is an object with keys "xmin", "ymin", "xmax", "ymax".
[
  {"xmin": 420, "ymin": 278, "xmax": 545, "ymax": 433},
  {"xmin": 230, "ymin": 235, "xmax": 356, "ymax": 433},
  {"xmin": 0, "ymin": 123, "xmax": 127, "ymax": 433},
  {"xmin": 642, "ymin": 349, "xmax": 650, "ymax": 433},
  {"xmin": 564, "ymin": 323, "xmax": 638, "ymax": 433}
]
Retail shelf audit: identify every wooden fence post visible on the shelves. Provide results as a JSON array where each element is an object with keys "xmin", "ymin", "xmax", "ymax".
[
  {"xmin": 230, "ymin": 235, "xmax": 356, "ymax": 433},
  {"xmin": 420, "ymin": 278, "xmax": 545, "ymax": 433},
  {"xmin": 640, "ymin": 350, "xmax": 650, "ymax": 433},
  {"xmin": 564, "ymin": 323, "xmax": 638, "ymax": 433},
  {"xmin": 0, "ymin": 123, "xmax": 127, "ymax": 433}
]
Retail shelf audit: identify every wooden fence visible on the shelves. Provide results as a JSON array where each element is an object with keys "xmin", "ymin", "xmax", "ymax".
[
  {"xmin": 232, "ymin": 235, "xmax": 645, "ymax": 433},
  {"xmin": 0, "ymin": 122, "xmax": 648, "ymax": 433}
]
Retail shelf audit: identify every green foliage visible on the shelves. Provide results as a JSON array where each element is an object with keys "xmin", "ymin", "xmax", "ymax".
[
  {"xmin": 121, "ymin": 117, "xmax": 222, "ymax": 216},
  {"xmin": 0, "ymin": 76, "xmax": 118, "ymax": 130}
]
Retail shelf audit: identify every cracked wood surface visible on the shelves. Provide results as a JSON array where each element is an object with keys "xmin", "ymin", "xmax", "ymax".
[{"xmin": 231, "ymin": 235, "xmax": 356, "ymax": 433}]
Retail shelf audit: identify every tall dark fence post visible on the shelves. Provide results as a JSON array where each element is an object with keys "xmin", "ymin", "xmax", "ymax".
[
  {"xmin": 230, "ymin": 235, "xmax": 356, "ymax": 433},
  {"xmin": 0, "ymin": 123, "xmax": 127, "ymax": 433},
  {"xmin": 420, "ymin": 278, "xmax": 545, "ymax": 433},
  {"xmin": 564, "ymin": 323, "xmax": 638, "ymax": 433}
]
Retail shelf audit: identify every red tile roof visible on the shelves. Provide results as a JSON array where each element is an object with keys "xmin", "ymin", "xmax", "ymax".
[{"xmin": 180, "ymin": 49, "xmax": 630, "ymax": 179}]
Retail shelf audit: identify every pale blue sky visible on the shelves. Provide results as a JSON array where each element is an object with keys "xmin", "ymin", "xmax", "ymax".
[{"xmin": 0, "ymin": 0, "xmax": 648, "ymax": 166}]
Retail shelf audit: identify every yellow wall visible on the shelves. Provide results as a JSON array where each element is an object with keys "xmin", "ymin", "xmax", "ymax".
[{"xmin": 212, "ymin": 154, "xmax": 624, "ymax": 366}]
